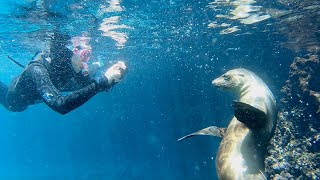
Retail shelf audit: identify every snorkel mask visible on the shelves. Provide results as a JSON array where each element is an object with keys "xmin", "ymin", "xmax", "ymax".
[
  {"xmin": 70, "ymin": 36, "xmax": 92, "ymax": 76},
  {"xmin": 73, "ymin": 46, "xmax": 92, "ymax": 76}
]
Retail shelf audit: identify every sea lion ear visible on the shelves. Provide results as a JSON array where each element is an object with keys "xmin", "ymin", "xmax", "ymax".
[{"xmin": 232, "ymin": 101, "xmax": 266, "ymax": 129}]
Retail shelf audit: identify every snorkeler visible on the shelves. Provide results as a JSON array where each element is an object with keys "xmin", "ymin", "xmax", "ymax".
[{"xmin": 0, "ymin": 33, "xmax": 127, "ymax": 115}]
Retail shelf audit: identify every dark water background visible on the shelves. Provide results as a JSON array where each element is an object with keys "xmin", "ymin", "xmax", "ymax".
[{"xmin": 0, "ymin": 0, "xmax": 300, "ymax": 179}]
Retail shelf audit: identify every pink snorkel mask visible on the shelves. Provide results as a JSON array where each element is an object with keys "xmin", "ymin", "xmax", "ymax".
[
  {"xmin": 71, "ymin": 36, "xmax": 92, "ymax": 76},
  {"xmin": 73, "ymin": 47, "xmax": 92, "ymax": 76}
]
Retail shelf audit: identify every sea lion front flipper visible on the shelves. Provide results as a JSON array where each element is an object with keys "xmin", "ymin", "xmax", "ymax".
[
  {"xmin": 178, "ymin": 126, "xmax": 226, "ymax": 141},
  {"xmin": 232, "ymin": 101, "xmax": 266, "ymax": 129}
]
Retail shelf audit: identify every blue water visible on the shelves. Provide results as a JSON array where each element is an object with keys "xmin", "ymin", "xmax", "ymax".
[{"xmin": 0, "ymin": 0, "xmax": 302, "ymax": 179}]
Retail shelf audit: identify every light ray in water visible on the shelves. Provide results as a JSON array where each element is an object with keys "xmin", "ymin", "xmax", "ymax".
[{"xmin": 99, "ymin": 16, "xmax": 133, "ymax": 49}]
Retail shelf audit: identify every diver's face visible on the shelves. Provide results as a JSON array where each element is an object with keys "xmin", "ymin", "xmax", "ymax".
[{"xmin": 71, "ymin": 47, "xmax": 92, "ymax": 76}]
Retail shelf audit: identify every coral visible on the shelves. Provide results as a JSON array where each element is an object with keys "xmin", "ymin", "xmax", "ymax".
[{"xmin": 265, "ymin": 54, "xmax": 320, "ymax": 179}]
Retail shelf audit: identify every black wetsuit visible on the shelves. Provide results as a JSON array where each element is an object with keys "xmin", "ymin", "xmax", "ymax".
[{"xmin": 0, "ymin": 50, "xmax": 110, "ymax": 115}]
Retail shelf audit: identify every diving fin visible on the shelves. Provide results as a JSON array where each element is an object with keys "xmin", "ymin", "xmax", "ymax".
[
  {"xmin": 232, "ymin": 101, "xmax": 266, "ymax": 129},
  {"xmin": 178, "ymin": 126, "xmax": 226, "ymax": 141}
]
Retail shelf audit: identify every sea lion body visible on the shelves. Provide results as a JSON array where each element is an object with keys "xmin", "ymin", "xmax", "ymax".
[{"xmin": 213, "ymin": 68, "xmax": 276, "ymax": 179}]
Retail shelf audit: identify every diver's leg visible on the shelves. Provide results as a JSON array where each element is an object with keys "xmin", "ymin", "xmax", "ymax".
[{"xmin": 0, "ymin": 81, "xmax": 8, "ymax": 106}]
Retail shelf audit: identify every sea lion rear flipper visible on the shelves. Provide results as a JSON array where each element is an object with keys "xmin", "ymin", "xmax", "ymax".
[
  {"xmin": 232, "ymin": 101, "xmax": 266, "ymax": 129},
  {"xmin": 178, "ymin": 126, "xmax": 226, "ymax": 141}
]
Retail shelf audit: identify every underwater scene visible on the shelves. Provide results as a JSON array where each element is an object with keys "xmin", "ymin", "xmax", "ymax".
[{"xmin": 0, "ymin": 0, "xmax": 319, "ymax": 179}]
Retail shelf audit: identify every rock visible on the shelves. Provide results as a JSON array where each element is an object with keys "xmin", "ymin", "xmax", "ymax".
[{"xmin": 265, "ymin": 54, "xmax": 320, "ymax": 179}]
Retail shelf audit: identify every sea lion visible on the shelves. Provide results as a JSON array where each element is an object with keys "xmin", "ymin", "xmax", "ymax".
[{"xmin": 179, "ymin": 68, "xmax": 277, "ymax": 180}]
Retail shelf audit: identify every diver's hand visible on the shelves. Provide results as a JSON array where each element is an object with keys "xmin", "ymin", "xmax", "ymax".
[
  {"xmin": 105, "ymin": 61, "xmax": 127, "ymax": 84},
  {"xmin": 93, "ymin": 61, "xmax": 127, "ymax": 92}
]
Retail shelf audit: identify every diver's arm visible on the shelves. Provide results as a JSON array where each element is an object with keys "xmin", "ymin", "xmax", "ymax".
[
  {"xmin": 62, "ymin": 62, "xmax": 102, "ymax": 91},
  {"xmin": 30, "ymin": 64, "xmax": 111, "ymax": 115}
]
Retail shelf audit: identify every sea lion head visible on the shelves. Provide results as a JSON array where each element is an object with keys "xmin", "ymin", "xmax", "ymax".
[{"xmin": 212, "ymin": 68, "xmax": 252, "ymax": 93}]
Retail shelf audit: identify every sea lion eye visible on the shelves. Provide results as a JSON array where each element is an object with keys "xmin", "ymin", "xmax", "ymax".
[{"xmin": 223, "ymin": 74, "xmax": 230, "ymax": 80}]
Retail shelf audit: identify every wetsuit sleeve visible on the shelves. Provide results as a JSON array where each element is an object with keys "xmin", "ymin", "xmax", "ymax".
[{"xmin": 29, "ymin": 64, "xmax": 99, "ymax": 115}]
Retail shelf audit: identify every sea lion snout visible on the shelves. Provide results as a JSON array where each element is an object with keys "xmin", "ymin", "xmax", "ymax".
[
  {"xmin": 212, "ymin": 76, "xmax": 229, "ymax": 89},
  {"xmin": 212, "ymin": 78, "xmax": 218, "ymax": 86},
  {"xmin": 212, "ymin": 77, "xmax": 223, "ymax": 87}
]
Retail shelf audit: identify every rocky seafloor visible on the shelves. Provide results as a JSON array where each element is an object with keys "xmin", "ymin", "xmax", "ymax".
[{"xmin": 265, "ymin": 54, "xmax": 320, "ymax": 179}]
